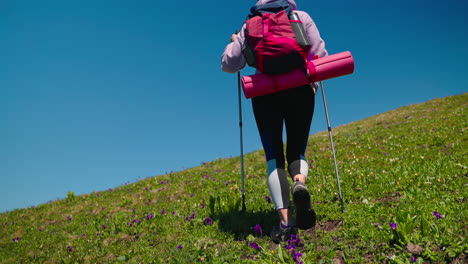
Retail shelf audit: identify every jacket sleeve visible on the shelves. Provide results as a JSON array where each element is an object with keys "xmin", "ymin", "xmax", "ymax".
[
  {"xmin": 296, "ymin": 11, "xmax": 328, "ymax": 60},
  {"xmin": 221, "ymin": 24, "xmax": 247, "ymax": 73}
]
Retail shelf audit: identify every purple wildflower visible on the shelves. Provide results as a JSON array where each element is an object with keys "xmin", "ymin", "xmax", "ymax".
[
  {"xmin": 293, "ymin": 252, "xmax": 303, "ymax": 262},
  {"xmin": 12, "ymin": 237, "xmax": 21, "ymax": 242},
  {"xmin": 265, "ymin": 195, "xmax": 271, "ymax": 203},
  {"xmin": 161, "ymin": 209, "xmax": 166, "ymax": 215},
  {"xmin": 146, "ymin": 213, "xmax": 154, "ymax": 220},
  {"xmin": 108, "ymin": 188, "xmax": 113, "ymax": 192},
  {"xmin": 190, "ymin": 212, "xmax": 196, "ymax": 219},
  {"xmin": 172, "ymin": 211, "xmax": 176, "ymax": 215},
  {"xmin": 289, "ymin": 234, "xmax": 298, "ymax": 241},
  {"xmin": 137, "ymin": 220, "xmax": 142, "ymax": 224},
  {"xmin": 411, "ymin": 256, "xmax": 417, "ymax": 262},
  {"xmin": 433, "ymin": 211, "xmax": 443, "ymax": 219},
  {"xmin": 129, "ymin": 219, "xmax": 137, "ymax": 227},
  {"xmin": 225, "ymin": 181, "xmax": 230, "ymax": 186},
  {"xmin": 287, "ymin": 234, "xmax": 303, "ymax": 263},
  {"xmin": 102, "ymin": 225, "xmax": 107, "ymax": 230},
  {"xmin": 287, "ymin": 234, "xmax": 301, "ymax": 250},
  {"xmin": 177, "ymin": 245, "xmax": 183, "ymax": 249},
  {"xmin": 67, "ymin": 245, "xmax": 73, "ymax": 252},
  {"xmin": 294, "ymin": 236, "xmax": 301, "ymax": 244},
  {"xmin": 390, "ymin": 222, "xmax": 397, "ymax": 230},
  {"xmin": 145, "ymin": 187, "xmax": 149, "ymax": 191},
  {"xmin": 286, "ymin": 244, "xmax": 296, "ymax": 251},
  {"xmin": 254, "ymin": 224, "xmax": 263, "ymax": 235},
  {"xmin": 190, "ymin": 194, "xmax": 195, "ymax": 198},
  {"xmin": 249, "ymin": 242, "xmax": 261, "ymax": 250},
  {"xmin": 201, "ymin": 204, "xmax": 206, "ymax": 209},
  {"xmin": 204, "ymin": 217, "xmax": 213, "ymax": 225},
  {"xmin": 67, "ymin": 215, "xmax": 72, "ymax": 221}
]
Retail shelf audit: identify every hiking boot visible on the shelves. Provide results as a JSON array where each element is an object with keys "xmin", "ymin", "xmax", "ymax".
[
  {"xmin": 270, "ymin": 223, "xmax": 297, "ymax": 244},
  {"xmin": 291, "ymin": 181, "xmax": 316, "ymax": 230}
]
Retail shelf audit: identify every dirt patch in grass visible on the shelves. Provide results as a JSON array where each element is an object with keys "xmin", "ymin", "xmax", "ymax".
[
  {"xmin": 316, "ymin": 220, "xmax": 343, "ymax": 232},
  {"xmin": 150, "ymin": 186, "xmax": 169, "ymax": 194},
  {"xmin": 117, "ymin": 233, "xmax": 145, "ymax": 243},
  {"xmin": 374, "ymin": 192, "xmax": 402, "ymax": 204},
  {"xmin": 333, "ymin": 250, "xmax": 346, "ymax": 264},
  {"xmin": 452, "ymin": 253, "xmax": 468, "ymax": 264},
  {"xmin": 300, "ymin": 219, "xmax": 343, "ymax": 239},
  {"xmin": 240, "ymin": 254, "xmax": 258, "ymax": 261}
]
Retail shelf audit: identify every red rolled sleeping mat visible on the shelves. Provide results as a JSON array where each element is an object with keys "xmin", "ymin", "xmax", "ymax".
[{"xmin": 241, "ymin": 51, "xmax": 355, "ymax": 99}]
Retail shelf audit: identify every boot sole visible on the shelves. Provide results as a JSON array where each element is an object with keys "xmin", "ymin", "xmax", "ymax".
[{"xmin": 293, "ymin": 187, "xmax": 316, "ymax": 230}]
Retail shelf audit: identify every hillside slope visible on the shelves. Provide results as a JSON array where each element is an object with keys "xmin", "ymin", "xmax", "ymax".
[{"xmin": 1, "ymin": 93, "xmax": 466, "ymax": 263}]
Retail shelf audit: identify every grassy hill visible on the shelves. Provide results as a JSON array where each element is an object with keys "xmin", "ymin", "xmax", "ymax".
[{"xmin": 1, "ymin": 94, "xmax": 466, "ymax": 263}]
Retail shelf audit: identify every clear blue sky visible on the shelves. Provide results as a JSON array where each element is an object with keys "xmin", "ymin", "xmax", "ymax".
[{"xmin": 1, "ymin": 0, "xmax": 466, "ymax": 212}]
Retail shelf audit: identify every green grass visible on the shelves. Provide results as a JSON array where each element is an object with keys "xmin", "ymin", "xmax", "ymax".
[{"xmin": 1, "ymin": 94, "xmax": 467, "ymax": 263}]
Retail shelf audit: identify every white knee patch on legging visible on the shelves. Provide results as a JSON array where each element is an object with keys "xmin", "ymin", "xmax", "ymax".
[
  {"xmin": 267, "ymin": 159, "xmax": 287, "ymax": 209},
  {"xmin": 299, "ymin": 155, "xmax": 308, "ymax": 177}
]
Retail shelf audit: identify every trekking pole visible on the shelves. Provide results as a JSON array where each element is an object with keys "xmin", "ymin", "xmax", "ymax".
[
  {"xmin": 319, "ymin": 81, "xmax": 345, "ymax": 213},
  {"xmin": 238, "ymin": 71, "xmax": 247, "ymax": 212}
]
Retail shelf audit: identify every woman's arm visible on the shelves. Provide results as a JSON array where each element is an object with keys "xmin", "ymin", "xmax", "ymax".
[{"xmin": 221, "ymin": 24, "xmax": 247, "ymax": 73}]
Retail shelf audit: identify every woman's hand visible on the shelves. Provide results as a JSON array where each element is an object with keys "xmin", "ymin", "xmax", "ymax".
[{"xmin": 230, "ymin": 33, "xmax": 238, "ymax": 42}]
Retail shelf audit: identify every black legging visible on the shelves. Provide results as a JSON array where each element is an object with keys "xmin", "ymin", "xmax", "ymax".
[{"xmin": 252, "ymin": 84, "xmax": 315, "ymax": 209}]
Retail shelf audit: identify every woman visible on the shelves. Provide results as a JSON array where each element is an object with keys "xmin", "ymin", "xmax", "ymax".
[{"xmin": 221, "ymin": 0, "xmax": 328, "ymax": 242}]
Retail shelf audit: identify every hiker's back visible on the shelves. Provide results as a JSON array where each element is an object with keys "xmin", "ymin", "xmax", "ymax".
[
  {"xmin": 242, "ymin": 0, "xmax": 311, "ymax": 75},
  {"xmin": 221, "ymin": 0, "xmax": 328, "ymax": 74}
]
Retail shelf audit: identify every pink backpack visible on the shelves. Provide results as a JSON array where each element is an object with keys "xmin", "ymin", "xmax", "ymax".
[{"xmin": 242, "ymin": 1, "xmax": 310, "ymax": 75}]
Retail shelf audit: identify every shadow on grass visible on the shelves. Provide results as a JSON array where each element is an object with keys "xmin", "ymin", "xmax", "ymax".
[
  {"xmin": 211, "ymin": 208, "xmax": 334, "ymax": 240},
  {"xmin": 211, "ymin": 209, "xmax": 278, "ymax": 240}
]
